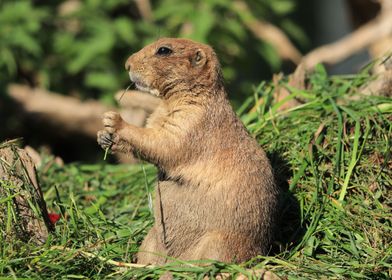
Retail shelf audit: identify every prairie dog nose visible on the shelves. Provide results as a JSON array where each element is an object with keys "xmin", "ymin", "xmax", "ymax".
[{"xmin": 125, "ymin": 58, "xmax": 131, "ymax": 71}]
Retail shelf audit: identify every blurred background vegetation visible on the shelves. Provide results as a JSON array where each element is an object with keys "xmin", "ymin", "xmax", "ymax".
[
  {"xmin": 0, "ymin": 0, "xmax": 315, "ymax": 103},
  {"xmin": 1, "ymin": 0, "xmax": 386, "ymax": 162}
]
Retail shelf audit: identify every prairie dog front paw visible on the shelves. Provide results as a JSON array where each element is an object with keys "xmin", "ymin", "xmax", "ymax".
[
  {"xmin": 97, "ymin": 111, "xmax": 131, "ymax": 153},
  {"xmin": 102, "ymin": 111, "xmax": 124, "ymax": 134},
  {"xmin": 97, "ymin": 130, "xmax": 116, "ymax": 150},
  {"xmin": 97, "ymin": 129, "xmax": 131, "ymax": 153}
]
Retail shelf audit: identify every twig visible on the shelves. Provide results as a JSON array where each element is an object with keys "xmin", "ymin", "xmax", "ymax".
[
  {"xmin": 8, "ymin": 84, "xmax": 112, "ymax": 138},
  {"xmin": 79, "ymin": 250, "xmax": 151, "ymax": 268},
  {"xmin": 50, "ymin": 245, "xmax": 153, "ymax": 268},
  {"xmin": 233, "ymin": 0, "xmax": 302, "ymax": 64},
  {"xmin": 134, "ymin": 0, "xmax": 153, "ymax": 21}
]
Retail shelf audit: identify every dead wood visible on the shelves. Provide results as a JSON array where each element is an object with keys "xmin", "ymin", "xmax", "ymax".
[
  {"xmin": 360, "ymin": 55, "xmax": 392, "ymax": 97},
  {"xmin": 8, "ymin": 84, "xmax": 111, "ymax": 138},
  {"xmin": 58, "ymin": 0, "xmax": 81, "ymax": 33},
  {"xmin": 134, "ymin": 0, "xmax": 153, "ymax": 21},
  {"xmin": 271, "ymin": 64, "xmax": 306, "ymax": 112},
  {"xmin": 271, "ymin": 0, "xmax": 392, "ymax": 112},
  {"xmin": 233, "ymin": 0, "xmax": 302, "ymax": 64},
  {"xmin": 7, "ymin": 84, "xmax": 158, "ymax": 163},
  {"xmin": 272, "ymin": 54, "xmax": 392, "ymax": 111},
  {"xmin": 8, "ymin": 84, "xmax": 157, "ymax": 138},
  {"xmin": 300, "ymin": 1, "xmax": 392, "ymax": 70},
  {"xmin": 0, "ymin": 139, "xmax": 54, "ymax": 244}
]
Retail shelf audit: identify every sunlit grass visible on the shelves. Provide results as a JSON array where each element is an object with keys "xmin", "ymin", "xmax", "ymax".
[{"xmin": 1, "ymin": 66, "xmax": 391, "ymax": 279}]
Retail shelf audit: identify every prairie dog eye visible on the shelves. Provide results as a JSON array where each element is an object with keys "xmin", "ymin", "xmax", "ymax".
[{"xmin": 156, "ymin": 46, "xmax": 173, "ymax": 56}]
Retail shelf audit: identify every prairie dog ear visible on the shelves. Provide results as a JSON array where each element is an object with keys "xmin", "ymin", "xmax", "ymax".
[{"xmin": 191, "ymin": 49, "xmax": 206, "ymax": 67}]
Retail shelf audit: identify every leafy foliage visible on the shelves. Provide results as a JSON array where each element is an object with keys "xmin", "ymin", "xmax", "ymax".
[
  {"xmin": 0, "ymin": 0, "xmax": 306, "ymax": 103},
  {"xmin": 0, "ymin": 2, "xmax": 47, "ymax": 80}
]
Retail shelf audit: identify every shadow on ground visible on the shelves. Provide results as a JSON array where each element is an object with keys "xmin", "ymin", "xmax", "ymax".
[{"xmin": 267, "ymin": 151, "xmax": 305, "ymax": 255}]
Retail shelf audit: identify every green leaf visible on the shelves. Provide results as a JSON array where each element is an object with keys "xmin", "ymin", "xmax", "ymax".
[
  {"xmin": 188, "ymin": 5, "xmax": 215, "ymax": 42},
  {"xmin": 10, "ymin": 28, "xmax": 41, "ymax": 56},
  {"xmin": 0, "ymin": 48, "xmax": 17, "ymax": 74},
  {"xmin": 258, "ymin": 42, "xmax": 281, "ymax": 70},
  {"xmin": 222, "ymin": 18, "xmax": 246, "ymax": 41},
  {"xmin": 67, "ymin": 21, "xmax": 115, "ymax": 73},
  {"xmin": 281, "ymin": 19, "xmax": 309, "ymax": 47},
  {"xmin": 114, "ymin": 17, "xmax": 135, "ymax": 44},
  {"xmin": 269, "ymin": 0, "xmax": 296, "ymax": 15}
]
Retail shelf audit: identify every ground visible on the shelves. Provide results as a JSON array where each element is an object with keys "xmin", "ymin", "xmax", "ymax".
[{"xmin": 1, "ymin": 66, "xmax": 391, "ymax": 279}]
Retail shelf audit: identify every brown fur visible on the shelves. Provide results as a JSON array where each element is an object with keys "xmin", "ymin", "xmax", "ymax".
[{"xmin": 97, "ymin": 38, "xmax": 279, "ymax": 264}]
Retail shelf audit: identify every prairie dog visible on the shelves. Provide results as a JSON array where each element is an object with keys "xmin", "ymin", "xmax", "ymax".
[{"xmin": 97, "ymin": 38, "xmax": 279, "ymax": 264}]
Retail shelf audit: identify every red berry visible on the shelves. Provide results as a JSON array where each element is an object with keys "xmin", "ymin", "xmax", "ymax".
[{"xmin": 48, "ymin": 213, "xmax": 61, "ymax": 225}]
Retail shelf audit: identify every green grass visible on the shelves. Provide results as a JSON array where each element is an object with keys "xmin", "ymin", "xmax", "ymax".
[{"xmin": 1, "ymin": 66, "xmax": 391, "ymax": 279}]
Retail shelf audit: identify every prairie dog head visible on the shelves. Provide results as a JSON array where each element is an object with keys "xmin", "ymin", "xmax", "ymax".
[{"xmin": 125, "ymin": 38, "xmax": 223, "ymax": 98}]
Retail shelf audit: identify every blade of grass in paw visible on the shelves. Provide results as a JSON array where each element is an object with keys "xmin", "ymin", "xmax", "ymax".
[
  {"xmin": 103, "ymin": 83, "xmax": 133, "ymax": 161},
  {"xmin": 103, "ymin": 147, "xmax": 110, "ymax": 160}
]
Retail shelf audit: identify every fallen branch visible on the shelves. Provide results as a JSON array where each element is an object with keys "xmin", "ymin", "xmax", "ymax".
[
  {"xmin": 271, "ymin": 64, "xmax": 306, "ymax": 112},
  {"xmin": 0, "ymin": 140, "xmax": 54, "ymax": 244},
  {"xmin": 8, "ymin": 84, "xmax": 112, "ymax": 137},
  {"xmin": 271, "ymin": 0, "xmax": 392, "ymax": 112},
  {"xmin": 49, "ymin": 245, "xmax": 151, "ymax": 268},
  {"xmin": 300, "ymin": 3, "xmax": 392, "ymax": 70},
  {"xmin": 7, "ymin": 84, "xmax": 158, "ymax": 163},
  {"xmin": 134, "ymin": 0, "xmax": 153, "ymax": 22},
  {"xmin": 8, "ymin": 84, "xmax": 156, "ymax": 137},
  {"xmin": 359, "ymin": 54, "xmax": 392, "ymax": 97}
]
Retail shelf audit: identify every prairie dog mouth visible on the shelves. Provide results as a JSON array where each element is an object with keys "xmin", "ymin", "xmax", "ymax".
[
  {"xmin": 129, "ymin": 72, "xmax": 159, "ymax": 96},
  {"xmin": 129, "ymin": 72, "xmax": 147, "ymax": 89},
  {"xmin": 134, "ymin": 81, "xmax": 149, "ymax": 92}
]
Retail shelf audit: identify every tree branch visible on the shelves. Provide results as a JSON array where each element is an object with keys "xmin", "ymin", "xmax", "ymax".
[
  {"xmin": 301, "ymin": 3, "xmax": 392, "ymax": 69},
  {"xmin": 233, "ymin": 0, "xmax": 302, "ymax": 64},
  {"xmin": 134, "ymin": 0, "xmax": 153, "ymax": 21}
]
